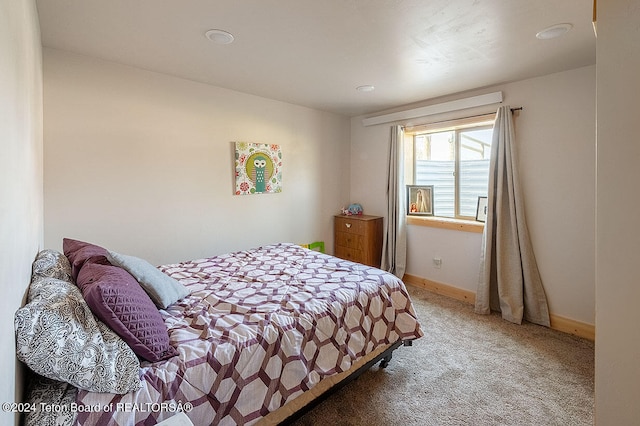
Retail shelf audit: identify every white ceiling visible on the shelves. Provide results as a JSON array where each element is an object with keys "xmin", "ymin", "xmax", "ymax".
[{"xmin": 35, "ymin": 0, "xmax": 596, "ymax": 117}]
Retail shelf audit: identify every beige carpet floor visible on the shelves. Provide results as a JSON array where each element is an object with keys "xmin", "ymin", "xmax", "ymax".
[{"xmin": 291, "ymin": 285, "xmax": 594, "ymax": 426}]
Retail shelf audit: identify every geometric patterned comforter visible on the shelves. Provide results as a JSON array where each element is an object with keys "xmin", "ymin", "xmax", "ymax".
[{"xmin": 75, "ymin": 243, "xmax": 423, "ymax": 425}]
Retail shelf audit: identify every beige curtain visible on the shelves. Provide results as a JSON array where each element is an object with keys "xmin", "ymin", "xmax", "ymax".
[
  {"xmin": 476, "ymin": 106, "xmax": 550, "ymax": 326},
  {"xmin": 381, "ymin": 125, "xmax": 407, "ymax": 278}
]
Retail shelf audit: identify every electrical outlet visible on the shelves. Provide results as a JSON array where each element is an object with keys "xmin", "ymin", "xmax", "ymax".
[{"xmin": 433, "ymin": 257, "xmax": 442, "ymax": 269}]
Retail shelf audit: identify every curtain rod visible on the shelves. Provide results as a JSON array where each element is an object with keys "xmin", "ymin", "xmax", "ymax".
[
  {"xmin": 403, "ymin": 106, "xmax": 523, "ymax": 132},
  {"xmin": 446, "ymin": 106, "xmax": 523, "ymax": 120}
]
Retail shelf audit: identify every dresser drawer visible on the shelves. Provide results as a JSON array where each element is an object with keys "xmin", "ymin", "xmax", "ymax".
[
  {"xmin": 335, "ymin": 232, "xmax": 364, "ymax": 250},
  {"xmin": 334, "ymin": 246, "xmax": 364, "ymax": 263},
  {"xmin": 334, "ymin": 216, "xmax": 366, "ymax": 235}
]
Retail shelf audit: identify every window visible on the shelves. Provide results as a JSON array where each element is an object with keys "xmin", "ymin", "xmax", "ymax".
[{"xmin": 408, "ymin": 116, "xmax": 494, "ymax": 220}]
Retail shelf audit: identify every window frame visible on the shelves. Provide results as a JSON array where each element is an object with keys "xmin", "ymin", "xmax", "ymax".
[{"xmin": 406, "ymin": 113, "xmax": 495, "ymax": 222}]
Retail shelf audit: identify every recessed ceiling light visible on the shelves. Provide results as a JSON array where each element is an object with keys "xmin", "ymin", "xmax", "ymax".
[
  {"xmin": 356, "ymin": 85, "xmax": 375, "ymax": 92},
  {"xmin": 205, "ymin": 29, "xmax": 235, "ymax": 45},
  {"xmin": 536, "ymin": 23, "xmax": 573, "ymax": 40}
]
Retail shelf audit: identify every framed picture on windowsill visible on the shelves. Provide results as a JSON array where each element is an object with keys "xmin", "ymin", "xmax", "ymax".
[
  {"xmin": 407, "ymin": 185, "xmax": 434, "ymax": 216},
  {"xmin": 476, "ymin": 196, "xmax": 488, "ymax": 222}
]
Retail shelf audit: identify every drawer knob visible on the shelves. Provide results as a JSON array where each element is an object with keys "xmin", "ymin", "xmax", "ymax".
[{"xmin": 345, "ymin": 223, "xmax": 352, "ymax": 228}]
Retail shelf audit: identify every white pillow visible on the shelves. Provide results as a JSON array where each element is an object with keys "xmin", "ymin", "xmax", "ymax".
[{"xmin": 107, "ymin": 251, "xmax": 190, "ymax": 309}]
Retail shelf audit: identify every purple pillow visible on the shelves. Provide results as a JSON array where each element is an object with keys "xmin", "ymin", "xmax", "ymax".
[
  {"xmin": 64, "ymin": 238, "xmax": 177, "ymax": 362},
  {"xmin": 63, "ymin": 238, "xmax": 110, "ymax": 281}
]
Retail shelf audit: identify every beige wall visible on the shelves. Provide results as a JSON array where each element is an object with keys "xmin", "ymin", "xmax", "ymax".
[
  {"xmin": 43, "ymin": 49, "xmax": 351, "ymax": 265},
  {"xmin": 351, "ymin": 65, "xmax": 596, "ymax": 325},
  {"xmin": 11, "ymin": 2, "xmax": 640, "ymax": 423},
  {"xmin": 0, "ymin": 0, "xmax": 43, "ymax": 424},
  {"xmin": 595, "ymin": 1, "xmax": 640, "ymax": 423}
]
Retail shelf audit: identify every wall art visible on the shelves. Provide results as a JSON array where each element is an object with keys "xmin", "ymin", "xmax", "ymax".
[{"xmin": 235, "ymin": 142, "xmax": 282, "ymax": 195}]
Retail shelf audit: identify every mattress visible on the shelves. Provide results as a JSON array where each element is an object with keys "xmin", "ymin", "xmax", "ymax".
[{"xmin": 25, "ymin": 243, "xmax": 423, "ymax": 425}]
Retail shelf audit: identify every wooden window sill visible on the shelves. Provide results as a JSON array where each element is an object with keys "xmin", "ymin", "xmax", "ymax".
[{"xmin": 406, "ymin": 215, "xmax": 484, "ymax": 233}]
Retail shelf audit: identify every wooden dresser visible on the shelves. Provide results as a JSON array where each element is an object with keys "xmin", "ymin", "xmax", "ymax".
[{"xmin": 334, "ymin": 214, "xmax": 383, "ymax": 268}]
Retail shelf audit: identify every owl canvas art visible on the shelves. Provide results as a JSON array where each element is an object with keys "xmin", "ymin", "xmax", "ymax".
[{"xmin": 235, "ymin": 142, "xmax": 283, "ymax": 195}]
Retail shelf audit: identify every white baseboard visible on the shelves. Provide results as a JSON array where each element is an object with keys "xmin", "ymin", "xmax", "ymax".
[{"xmin": 402, "ymin": 273, "xmax": 595, "ymax": 341}]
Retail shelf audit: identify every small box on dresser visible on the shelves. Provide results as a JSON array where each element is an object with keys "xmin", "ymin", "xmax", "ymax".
[{"xmin": 334, "ymin": 214, "xmax": 383, "ymax": 268}]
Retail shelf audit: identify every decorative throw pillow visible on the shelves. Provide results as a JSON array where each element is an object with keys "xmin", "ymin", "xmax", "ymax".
[
  {"xmin": 64, "ymin": 238, "xmax": 178, "ymax": 362},
  {"xmin": 107, "ymin": 250, "xmax": 190, "ymax": 309},
  {"xmin": 63, "ymin": 238, "xmax": 111, "ymax": 281},
  {"xmin": 14, "ymin": 276, "xmax": 141, "ymax": 394},
  {"xmin": 31, "ymin": 249, "xmax": 73, "ymax": 283},
  {"xmin": 77, "ymin": 260, "xmax": 178, "ymax": 362}
]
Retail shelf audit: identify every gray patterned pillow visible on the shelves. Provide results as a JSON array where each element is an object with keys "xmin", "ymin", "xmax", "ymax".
[
  {"xmin": 31, "ymin": 249, "xmax": 73, "ymax": 283},
  {"xmin": 15, "ymin": 276, "xmax": 142, "ymax": 394}
]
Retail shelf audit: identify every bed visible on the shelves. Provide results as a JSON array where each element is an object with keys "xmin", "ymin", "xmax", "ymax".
[{"xmin": 15, "ymin": 240, "xmax": 423, "ymax": 425}]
